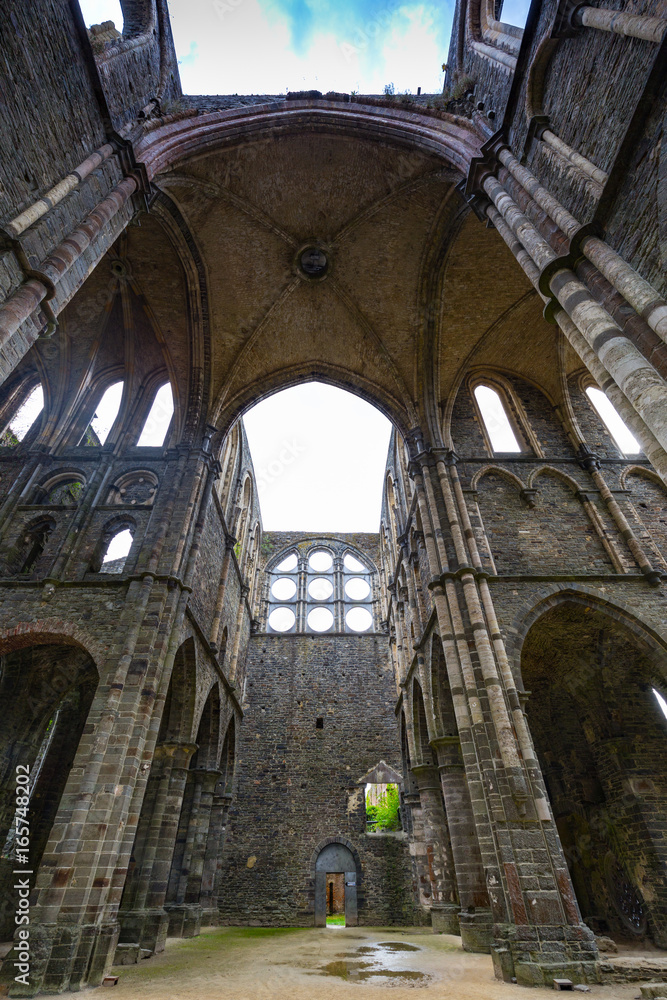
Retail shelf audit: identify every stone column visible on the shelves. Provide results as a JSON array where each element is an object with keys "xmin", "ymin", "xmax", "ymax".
[
  {"xmin": 115, "ymin": 741, "xmax": 198, "ymax": 963},
  {"xmin": 201, "ymin": 789, "xmax": 233, "ymax": 924},
  {"xmin": 183, "ymin": 769, "xmax": 222, "ymax": 930},
  {"xmin": 432, "ymin": 736, "xmax": 492, "ymax": 951},
  {"xmin": 410, "ymin": 764, "xmax": 458, "ymax": 930},
  {"xmin": 165, "ymin": 768, "xmax": 205, "ymax": 938}
]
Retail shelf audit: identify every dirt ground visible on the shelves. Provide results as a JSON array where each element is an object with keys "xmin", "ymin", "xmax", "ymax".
[{"xmin": 103, "ymin": 926, "xmax": 652, "ymax": 1000}]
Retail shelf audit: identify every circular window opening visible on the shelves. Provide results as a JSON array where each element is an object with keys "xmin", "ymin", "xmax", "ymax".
[
  {"xmin": 346, "ymin": 607, "xmax": 373, "ymax": 632},
  {"xmin": 345, "ymin": 577, "xmax": 370, "ymax": 601},
  {"xmin": 271, "ymin": 577, "xmax": 297, "ymax": 601},
  {"xmin": 308, "ymin": 577, "xmax": 333, "ymax": 601},
  {"xmin": 309, "ymin": 550, "xmax": 333, "ymax": 572},
  {"xmin": 344, "ymin": 553, "xmax": 366, "ymax": 572},
  {"xmin": 276, "ymin": 553, "xmax": 298, "ymax": 572},
  {"xmin": 268, "ymin": 607, "xmax": 296, "ymax": 632},
  {"xmin": 308, "ymin": 607, "xmax": 334, "ymax": 632},
  {"xmin": 299, "ymin": 246, "xmax": 328, "ymax": 278}
]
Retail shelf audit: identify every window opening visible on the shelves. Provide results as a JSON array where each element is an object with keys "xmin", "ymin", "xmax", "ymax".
[
  {"xmin": 585, "ymin": 387, "xmax": 641, "ymax": 455},
  {"xmin": 497, "ymin": 0, "xmax": 530, "ymax": 27},
  {"xmin": 266, "ymin": 543, "xmax": 375, "ymax": 634},
  {"xmin": 309, "ymin": 550, "xmax": 333, "ymax": 572},
  {"xmin": 308, "ymin": 577, "xmax": 333, "ymax": 601},
  {"xmin": 345, "ymin": 578, "xmax": 371, "ymax": 601},
  {"xmin": 343, "ymin": 553, "xmax": 365, "ymax": 572},
  {"xmin": 268, "ymin": 607, "xmax": 296, "ymax": 632},
  {"xmin": 346, "ymin": 607, "xmax": 373, "ymax": 632},
  {"xmin": 83, "ymin": 381, "xmax": 124, "ymax": 446},
  {"xmin": 276, "ymin": 553, "xmax": 298, "ymax": 572},
  {"xmin": 78, "ymin": 0, "xmax": 124, "ymax": 31},
  {"xmin": 137, "ymin": 383, "xmax": 174, "ymax": 447},
  {"xmin": 653, "ymin": 688, "xmax": 667, "ymax": 721},
  {"xmin": 100, "ymin": 527, "xmax": 133, "ymax": 574},
  {"xmin": 271, "ymin": 577, "xmax": 297, "ymax": 601},
  {"xmin": 18, "ymin": 518, "xmax": 55, "ymax": 575},
  {"xmin": 474, "ymin": 384, "xmax": 522, "ymax": 453},
  {"xmin": 365, "ymin": 782, "xmax": 401, "ymax": 832},
  {"xmin": 315, "ymin": 717, "xmax": 324, "ymax": 729},
  {"xmin": 2, "ymin": 710, "xmax": 60, "ymax": 859},
  {"xmin": 308, "ymin": 607, "xmax": 334, "ymax": 632},
  {"xmin": 2, "ymin": 385, "xmax": 44, "ymax": 445}
]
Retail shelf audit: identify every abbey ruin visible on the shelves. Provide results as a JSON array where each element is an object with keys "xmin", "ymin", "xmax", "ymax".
[{"xmin": 0, "ymin": 0, "xmax": 665, "ymax": 994}]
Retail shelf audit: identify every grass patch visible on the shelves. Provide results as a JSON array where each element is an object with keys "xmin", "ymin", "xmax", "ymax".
[{"xmin": 326, "ymin": 915, "xmax": 346, "ymax": 926}]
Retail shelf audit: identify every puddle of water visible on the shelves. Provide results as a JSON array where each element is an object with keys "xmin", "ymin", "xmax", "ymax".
[
  {"xmin": 319, "ymin": 961, "xmax": 429, "ymax": 985},
  {"xmin": 320, "ymin": 960, "xmax": 374, "ymax": 979},
  {"xmin": 317, "ymin": 941, "xmax": 429, "ymax": 986},
  {"xmin": 376, "ymin": 942, "xmax": 421, "ymax": 952}
]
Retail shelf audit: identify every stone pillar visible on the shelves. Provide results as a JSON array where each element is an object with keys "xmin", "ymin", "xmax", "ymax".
[
  {"xmin": 432, "ymin": 736, "xmax": 492, "ymax": 951},
  {"xmin": 201, "ymin": 790, "xmax": 233, "ymax": 924},
  {"xmin": 183, "ymin": 769, "xmax": 222, "ymax": 926},
  {"xmin": 115, "ymin": 741, "xmax": 197, "ymax": 964},
  {"xmin": 410, "ymin": 764, "xmax": 458, "ymax": 929},
  {"xmin": 165, "ymin": 768, "xmax": 204, "ymax": 938}
]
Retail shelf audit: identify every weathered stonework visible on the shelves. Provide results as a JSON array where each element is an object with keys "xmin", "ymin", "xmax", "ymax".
[{"xmin": 0, "ymin": 0, "xmax": 666, "ymax": 993}]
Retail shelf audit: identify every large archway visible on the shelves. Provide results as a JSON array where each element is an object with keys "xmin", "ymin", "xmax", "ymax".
[
  {"xmin": 0, "ymin": 641, "xmax": 98, "ymax": 941},
  {"xmin": 520, "ymin": 600, "xmax": 667, "ymax": 948}
]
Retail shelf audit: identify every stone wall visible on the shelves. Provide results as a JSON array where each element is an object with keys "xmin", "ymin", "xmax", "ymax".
[{"xmin": 219, "ymin": 628, "xmax": 417, "ymax": 926}]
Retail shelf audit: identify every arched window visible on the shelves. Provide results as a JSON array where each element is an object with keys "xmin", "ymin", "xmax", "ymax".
[
  {"xmin": 585, "ymin": 387, "xmax": 641, "ymax": 456},
  {"xmin": 473, "ymin": 384, "xmax": 522, "ymax": 453},
  {"xmin": 137, "ymin": 382, "xmax": 174, "ymax": 447},
  {"xmin": 653, "ymin": 688, "xmax": 667, "ymax": 721},
  {"xmin": 266, "ymin": 543, "xmax": 375, "ymax": 634},
  {"xmin": 1, "ymin": 385, "xmax": 44, "ymax": 446},
  {"xmin": 14, "ymin": 518, "xmax": 56, "ymax": 576},
  {"xmin": 82, "ymin": 381, "xmax": 124, "ymax": 446},
  {"xmin": 91, "ymin": 521, "xmax": 135, "ymax": 574}
]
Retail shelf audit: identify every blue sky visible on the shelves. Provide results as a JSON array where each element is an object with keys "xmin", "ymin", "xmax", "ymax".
[
  {"xmin": 79, "ymin": 0, "xmax": 531, "ymax": 94},
  {"xmin": 169, "ymin": 0, "xmax": 455, "ymax": 94},
  {"xmin": 79, "ymin": 0, "xmax": 455, "ymax": 93}
]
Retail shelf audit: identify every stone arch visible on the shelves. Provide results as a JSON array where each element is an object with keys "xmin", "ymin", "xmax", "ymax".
[
  {"xmin": 0, "ymin": 638, "xmax": 99, "ymax": 939},
  {"xmin": 0, "ymin": 513, "xmax": 56, "ymax": 576},
  {"xmin": 620, "ymin": 467, "xmax": 667, "ymax": 570},
  {"xmin": 518, "ymin": 595, "xmax": 667, "ymax": 945},
  {"xmin": 430, "ymin": 633, "xmax": 457, "ymax": 738},
  {"xmin": 157, "ymin": 637, "xmax": 198, "ymax": 744},
  {"xmin": 507, "ymin": 586, "xmax": 667, "ymax": 688},
  {"xmin": 528, "ymin": 465, "xmax": 581, "ymax": 493},
  {"xmin": 138, "ymin": 103, "xmax": 480, "ymax": 184},
  {"xmin": 219, "ymin": 715, "xmax": 236, "ymax": 794},
  {"xmin": 212, "ymin": 364, "xmax": 416, "ymax": 449},
  {"xmin": 88, "ymin": 513, "xmax": 137, "ymax": 574},
  {"xmin": 106, "ymin": 469, "xmax": 159, "ymax": 506},
  {"xmin": 471, "ymin": 464, "xmax": 527, "ymax": 493},
  {"xmin": 411, "ymin": 678, "xmax": 434, "ymax": 764},
  {"xmin": 192, "ymin": 684, "xmax": 222, "ymax": 770},
  {"xmin": 32, "ymin": 469, "xmax": 87, "ymax": 506}
]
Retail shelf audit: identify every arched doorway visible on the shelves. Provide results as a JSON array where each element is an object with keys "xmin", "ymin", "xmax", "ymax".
[
  {"xmin": 0, "ymin": 641, "xmax": 98, "ymax": 941},
  {"xmin": 520, "ymin": 599, "xmax": 667, "ymax": 948},
  {"xmin": 314, "ymin": 842, "xmax": 359, "ymax": 927}
]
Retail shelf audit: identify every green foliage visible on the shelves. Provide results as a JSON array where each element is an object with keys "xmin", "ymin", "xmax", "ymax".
[
  {"xmin": 383, "ymin": 82, "xmax": 395, "ymax": 95},
  {"xmin": 366, "ymin": 783, "xmax": 401, "ymax": 831},
  {"xmin": 326, "ymin": 915, "xmax": 345, "ymax": 926}
]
